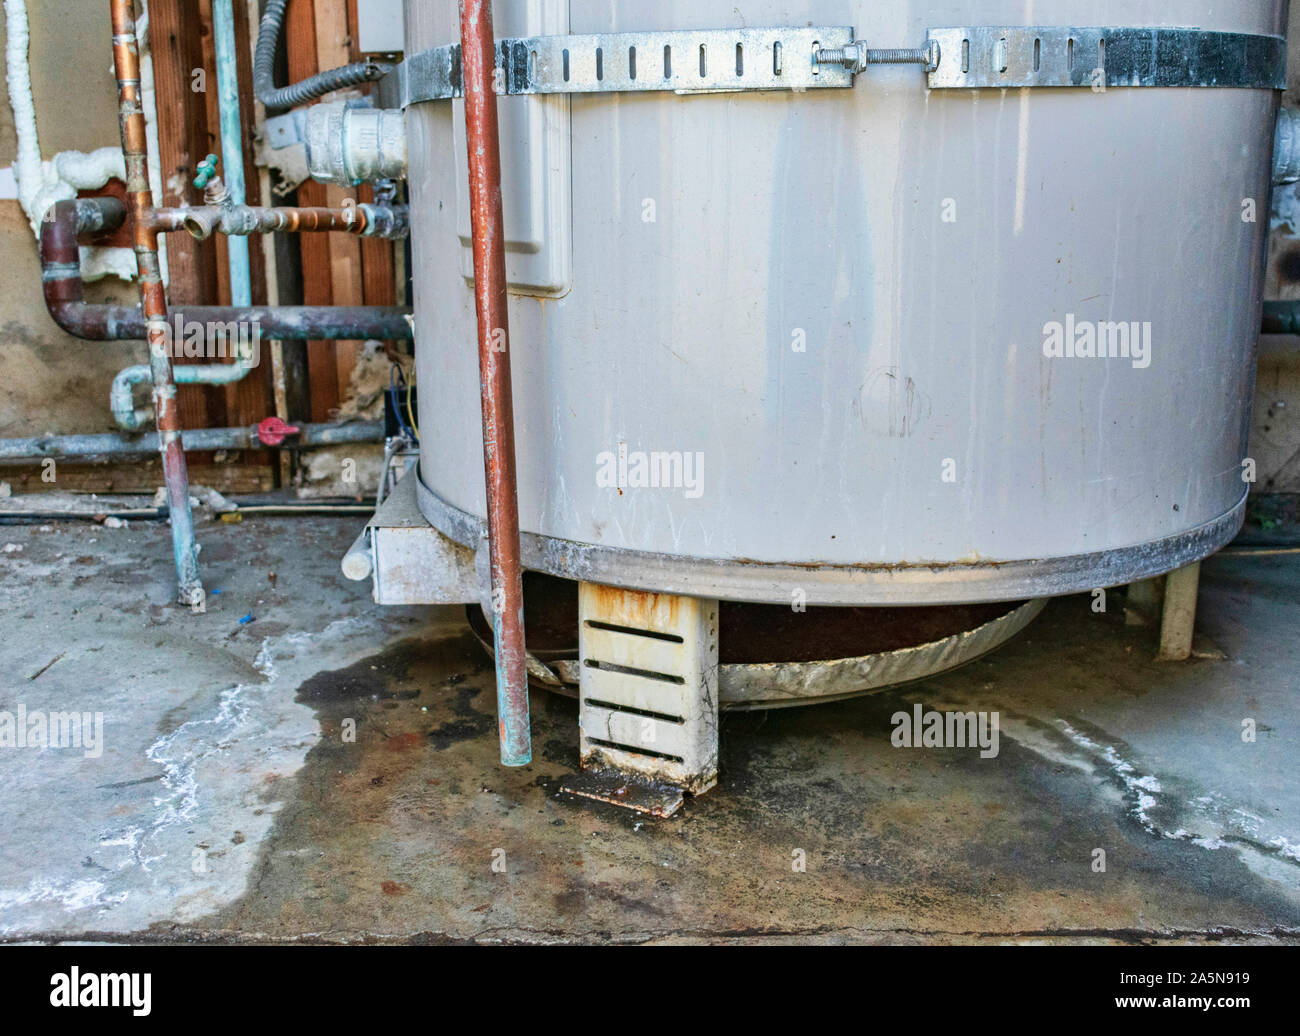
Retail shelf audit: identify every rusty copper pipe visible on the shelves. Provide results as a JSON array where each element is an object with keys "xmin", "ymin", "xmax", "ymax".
[
  {"xmin": 460, "ymin": 0, "xmax": 531, "ymax": 766},
  {"xmin": 111, "ymin": 0, "xmax": 204, "ymax": 609}
]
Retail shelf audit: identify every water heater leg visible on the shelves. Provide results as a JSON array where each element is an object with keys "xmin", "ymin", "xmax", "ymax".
[
  {"xmin": 561, "ymin": 584, "xmax": 720, "ymax": 817},
  {"xmin": 1125, "ymin": 576, "xmax": 1164, "ymax": 627},
  {"xmin": 1157, "ymin": 562, "xmax": 1202, "ymax": 662}
]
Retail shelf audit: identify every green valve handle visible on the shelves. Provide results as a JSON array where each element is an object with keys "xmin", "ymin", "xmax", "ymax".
[{"xmin": 193, "ymin": 154, "xmax": 220, "ymax": 189}]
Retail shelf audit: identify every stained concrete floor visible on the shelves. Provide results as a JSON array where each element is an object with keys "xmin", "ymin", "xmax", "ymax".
[{"xmin": 0, "ymin": 514, "xmax": 1297, "ymax": 944}]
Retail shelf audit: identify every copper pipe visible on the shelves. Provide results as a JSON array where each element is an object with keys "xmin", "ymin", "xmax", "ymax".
[
  {"xmin": 460, "ymin": 0, "xmax": 531, "ymax": 766},
  {"xmin": 41, "ymin": 199, "xmax": 413, "ymax": 341},
  {"xmin": 41, "ymin": 198, "xmax": 127, "ymax": 323},
  {"xmin": 111, "ymin": 0, "xmax": 204, "ymax": 609},
  {"xmin": 147, "ymin": 203, "xmax": 408, "ymax": 239}
]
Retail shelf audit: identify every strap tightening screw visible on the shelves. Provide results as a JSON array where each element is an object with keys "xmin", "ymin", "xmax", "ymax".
[{"xmin": 816, "ymin": 39, "xmax": 940, "ymax": 74}]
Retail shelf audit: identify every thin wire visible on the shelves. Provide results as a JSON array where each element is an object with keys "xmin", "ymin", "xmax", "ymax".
[
  {"xmin": 405, "ymin": 378, "xmax": 420, "ymax": 442},
  {"xmin": 389, "ymin": 364, "xmax": 416, "ymax": 441}
]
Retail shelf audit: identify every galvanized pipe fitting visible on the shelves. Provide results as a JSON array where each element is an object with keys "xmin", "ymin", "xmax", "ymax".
[{"xmin": 305, "ymin": 102, "xmax": 407, "ymax": 185}]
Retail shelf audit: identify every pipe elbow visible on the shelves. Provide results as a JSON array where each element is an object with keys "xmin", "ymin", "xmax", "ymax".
[{"xmin": 111, "ymin": 366, "xmax": 155, "ymax": 431}]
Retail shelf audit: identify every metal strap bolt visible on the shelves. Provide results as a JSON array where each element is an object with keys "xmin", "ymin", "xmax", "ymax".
[{"xmin": 816, "ymin": 39, "xmax": 940, "ymax": 75}]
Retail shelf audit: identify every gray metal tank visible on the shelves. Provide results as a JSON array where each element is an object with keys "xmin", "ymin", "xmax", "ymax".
[{"xmin": 404, "ymin": 0, "xmax": 1283, "ymax": 606}]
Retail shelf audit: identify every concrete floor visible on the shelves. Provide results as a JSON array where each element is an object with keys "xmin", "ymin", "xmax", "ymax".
[{"xmin": 0, "ymin": 515, "xmax": 1297, "ymax": 944}]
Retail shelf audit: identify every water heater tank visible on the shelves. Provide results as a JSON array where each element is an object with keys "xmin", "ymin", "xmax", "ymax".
[{"xmin": 404, "ymin": 0, "xmax": 1282, "ymax": 607}]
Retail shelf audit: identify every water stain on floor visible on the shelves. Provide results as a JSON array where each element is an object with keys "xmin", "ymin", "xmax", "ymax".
[{"xmin": 186, "ymin": 597, "xmax": 1300, "ymax": 944}]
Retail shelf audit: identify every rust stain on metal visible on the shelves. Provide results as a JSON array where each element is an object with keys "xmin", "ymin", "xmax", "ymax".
[
  {"xmin": 590, "ymin": 582, "xmax": 683, "ymax": 634},
  {"xmin": 559, "ymin": 768, "xmax": 685, "ymax": 818}
]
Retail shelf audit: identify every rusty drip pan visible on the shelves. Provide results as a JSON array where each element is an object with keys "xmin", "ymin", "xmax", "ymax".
[{"xmin": 468, "ymin": 573, "xmax": 1046, "ymax": 710}]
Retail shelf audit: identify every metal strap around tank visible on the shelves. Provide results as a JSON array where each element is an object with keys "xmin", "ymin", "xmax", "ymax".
[
  {"xmin": 399, "ymin": 25, "xmax": 1284, "ymax": 106},
  {"xmin": 926, "ymin": 27, "xmax": 1286, "ymax": 89},
  {"xmin": 400, "ymin": 26, "xmax": 855, "ymax": 106}
]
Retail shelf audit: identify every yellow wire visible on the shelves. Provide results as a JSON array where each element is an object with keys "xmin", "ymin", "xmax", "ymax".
[{"xmin": 405, "ymin": 376, "xmax": 419, "ymax": 442}]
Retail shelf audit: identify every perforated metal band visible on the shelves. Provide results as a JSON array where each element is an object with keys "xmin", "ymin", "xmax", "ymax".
[
  {"xmin": 399, "ymin": 26, "xmax": 854, "ymax": 107},
  {"xmin": 926, "ymin": 27, "xmax": 1286, "ymax": 89},
  {"xmin": 398, "ymin": 25, "xmax": 1285, "ymax": 106}
]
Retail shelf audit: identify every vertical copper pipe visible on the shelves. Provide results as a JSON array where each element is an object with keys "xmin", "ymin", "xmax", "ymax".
[
  {"xmin": 111, "ymin": 0, "xmax": 205, "ymax": 609},
  {"xmin": 459, "ymin": 0, "xmax": 531, "ymax": 765}
]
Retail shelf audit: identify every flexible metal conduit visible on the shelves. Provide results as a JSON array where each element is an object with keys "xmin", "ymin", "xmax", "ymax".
[{"xmin": 254, "ymin": 0, "xmax": 390, "ymax": 112}]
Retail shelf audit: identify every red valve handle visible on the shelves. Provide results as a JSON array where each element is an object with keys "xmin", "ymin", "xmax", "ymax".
[{"xmin": 256, "ymin": 416, "xmax": 301, "ymax": 447}]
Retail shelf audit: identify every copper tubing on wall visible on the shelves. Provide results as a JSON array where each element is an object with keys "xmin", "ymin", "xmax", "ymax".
[
  {"xmin": 111, "ymin": 0, "xmax": 204, "ymax": 609},
  {"xmin": 40, "ymin": 199, "xmax": 414, "ymax": 342},
  {"xmin": 40, "ymin": 198, "xmax": 128, "ymax": 328},
  {"xmin": 148, "ymin": 203, "xmax": 409, "ymax": 240},
  {"xmin": 99, "ymin": 1, "xmax": 412, "ymax": 611},
  {"xmin": 459, "ymin": 0, "xmax": 531, "ymax": 766}
]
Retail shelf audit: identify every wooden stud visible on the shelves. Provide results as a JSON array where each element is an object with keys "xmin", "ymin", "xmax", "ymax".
[
  {"xmin": 149, "ymin": 0, "xmax": 222, "ymax": 431},
  {"xmin": 285, "ymin": 0, "xmax": 340, "ymax": 420}
]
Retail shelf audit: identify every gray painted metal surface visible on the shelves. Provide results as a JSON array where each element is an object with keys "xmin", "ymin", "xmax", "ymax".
[
  {"xmin": 416, "ymin": 476, "xmax": 1245, "ymax": 605},
  {"xmin": 406, "ymin": 0, "xmax": 1282, "ymax": 606},
  {"xmin": 356, "ymin": 0, "xmax": 405, "ymax": 55}
]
